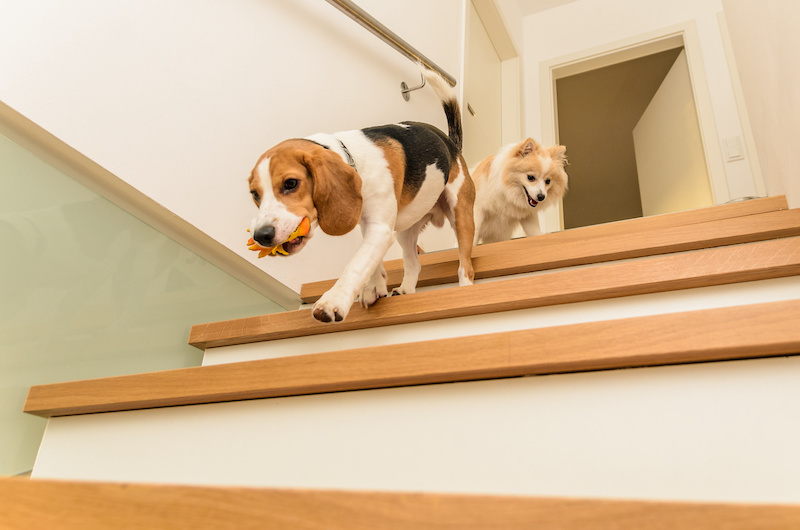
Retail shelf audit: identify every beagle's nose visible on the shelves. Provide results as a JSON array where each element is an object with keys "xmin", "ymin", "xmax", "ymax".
[
  {"xmin": 253, "ymin": 225, "xmax": 276, "ymax": 246},
  {"xmin": 537, "ymin": 193, "xmax": 546, "ymax": 202}
]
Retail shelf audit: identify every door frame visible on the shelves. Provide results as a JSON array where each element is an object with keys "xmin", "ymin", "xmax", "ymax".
[{"xmin": 539, "ymin": 22, "xmax": 731, "ymax": 231}]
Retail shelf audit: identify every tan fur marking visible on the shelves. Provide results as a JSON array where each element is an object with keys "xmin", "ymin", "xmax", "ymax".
[
  {"xmin": 374, "ymin": 139, "xmax": 407, "ymax": 208},
  {"xmin": 452, "ymin": 156, "xmax": 476, "ymax": 282},
  {"xmin": 262, "ymin": 141, "xmax": 318, "ymax": 222}
]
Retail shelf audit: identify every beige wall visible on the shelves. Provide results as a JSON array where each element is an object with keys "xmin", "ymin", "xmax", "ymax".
[{"xmin": 722, "ymin": 0, "xmax": 800, "ymax": 208}]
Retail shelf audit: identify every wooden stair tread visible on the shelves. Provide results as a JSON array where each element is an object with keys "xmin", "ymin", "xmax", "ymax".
[
  {"xmin": 189, "ymin": 235, "xmax": 800, "ymax": 349},
  {"xmin": 2, "ymin": 477, "xmax": 799, "ymax": 530},
  {"xmin": 25, "ymin": 298, "xmax": 800, "ymax": 418},
  {"xmin": 301, "ymin": 196, "xmax": 789, "ymax": 302},
  {"xmin": 3, "ymin": 477, "xmax": 799, "ymax": 530}
]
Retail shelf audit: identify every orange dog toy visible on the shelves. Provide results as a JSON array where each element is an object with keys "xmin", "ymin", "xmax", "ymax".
[{"xmin": 247, "ymin": 217, "xmax": 310, "ymax": 257}]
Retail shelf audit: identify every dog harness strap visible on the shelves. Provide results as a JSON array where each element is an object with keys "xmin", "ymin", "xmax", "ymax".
[
  {"xmin": 337, "ymin": 139, "xmax": 357, "ymax": 172},
  {"xmin": 302, "ymin": 137, "xmax": 357, "ymax": 172}
]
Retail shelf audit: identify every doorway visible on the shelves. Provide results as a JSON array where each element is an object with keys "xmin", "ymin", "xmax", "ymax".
[
  {"xmin": 540, "ymin": 26, "xmax": 728, "ymax": 231},
  {"xmin": 557, "ymin": 46, "xmax": 713, "ymax": 229}
]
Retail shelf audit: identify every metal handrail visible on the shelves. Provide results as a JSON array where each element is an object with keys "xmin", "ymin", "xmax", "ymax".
[{"xmin": 323, "ymin": 0, "xmax": 457, "ymax": 87}]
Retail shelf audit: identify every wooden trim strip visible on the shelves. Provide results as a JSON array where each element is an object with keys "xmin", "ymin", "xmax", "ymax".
[
  {"xmin": 190, "ymin": 235, "xmax": 800, "ymax": 349},
  {"xmin": 2, "ymin": 478, "xmax": 798, "ymax": 530},
  {"xmin": 300, "ymin": 203, "xmax": 800, "ymax": 303},
  {"xmin": 25, "ymin": 299, "xmax": 800, "ymax": 418}
]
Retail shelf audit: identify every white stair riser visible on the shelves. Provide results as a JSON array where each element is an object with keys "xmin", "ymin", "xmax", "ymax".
[
  {"xmin": 203, "ymin": 276, "xmax": 800, "ymax": 365},
  {"xmin": 33, "ymin": 355, "xmax": 800, "ymax": 503}
]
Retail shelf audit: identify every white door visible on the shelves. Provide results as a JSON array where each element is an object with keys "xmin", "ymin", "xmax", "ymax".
[
  {"xmin": 462, "ymin": 1, "xmax": 503, "ymax": 169},
  {"xmin": 418, "ymin": 1, "xmax": 503, "ymax": 252},
  {"xmin": 633, "ymin": 50, "xmax": 713, "ymax": 216}
]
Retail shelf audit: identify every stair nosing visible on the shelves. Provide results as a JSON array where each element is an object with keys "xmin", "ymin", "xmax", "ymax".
[
  {"xmin": 4, "ymin": 477, "xmax": 799, "ymax": 529},
  {"xmin": 189, "ymin": 233, "xmax": 800, "ymax": 349},
  {"xmin": 301, "ymin": 196, "xmax": 789, "ymax": 302},
  {"xmin": 25, "ymin": 298, "xmax": 800, "ymax": 418}
]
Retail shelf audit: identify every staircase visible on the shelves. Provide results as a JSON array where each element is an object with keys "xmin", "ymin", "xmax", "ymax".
[{"xmin": 15, "ymin": 196, "xmax": 800, "ymax": 527}]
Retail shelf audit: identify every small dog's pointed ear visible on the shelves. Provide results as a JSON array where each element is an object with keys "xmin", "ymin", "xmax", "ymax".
[
  {"xmin": 303, "ymin": 149, "xmax": 363, "ymax": 236},
  {"xmin": 549, "ymin": 145, "xmax": 567, "ymax": 165},
  {"xmin": 517, "ymin": 138, "xmax": 542, "ymax": 157}
]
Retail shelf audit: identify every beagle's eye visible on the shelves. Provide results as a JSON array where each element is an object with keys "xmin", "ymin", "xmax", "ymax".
[
  {"xmin": 527, "ymin": 175, "xmax": 536, "ymax": 182},
  {"xmin": 283, "ymin": 178, "xmax": 299, "ymax": 192},
  {"xmin": 545, "ymin": 178, "xmax": 551, "ymax": 185},
  {"xmin": 250, "ymin": 190, "xmax": 260, "ymax": 204}
]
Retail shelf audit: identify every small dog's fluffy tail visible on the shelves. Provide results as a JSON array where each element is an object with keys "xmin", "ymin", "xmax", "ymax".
[{"xmin": 422, "ymin": 66, "xmax": 463, "ymax": 153}]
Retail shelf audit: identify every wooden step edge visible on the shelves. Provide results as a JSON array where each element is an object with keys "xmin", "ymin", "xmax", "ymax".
[
  {"xmin": 416, "ymin": 194, "xmax": 788, "ymax": 265},
  {"xmin": 25, "ymin": 298, "xmax": 800, "ymax": 418},
  {"xmin": 190, "ymin": 235, "xmax": 800, "ymax": 349},
  {"xmin": 300, "ymin": 196, "xmax": 788, "ymax": 301},
  {"xmin": 393, "ymin": 195, "xmax": 788, "ymax": 270},
  {"xmin": 3, "ymin": 477, "xmax": 798, "ymax": 530},
  {"xmin": 301, "ymin": 203, "xmax": 797, "ymax": 303}
]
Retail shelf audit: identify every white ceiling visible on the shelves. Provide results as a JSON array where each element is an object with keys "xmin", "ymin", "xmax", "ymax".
[{"xmin": 516, "ymin": 0, "xmax": 581, "ymax": 16}]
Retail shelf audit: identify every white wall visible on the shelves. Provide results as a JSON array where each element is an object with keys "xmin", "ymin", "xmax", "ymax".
[
  {"xmin": 4, "ymin": 0, "xmax": 792, "ymax": 298},
  {"xmin": 0, "ymin": 0, "xmax": 465, "ymax": 294},
  {"xmin": 493, "ymin": 0, "xmax": 525, "ymax": 56},
  {"xmin": 522, "ymin": 0, "xmax": 760, "ymax": 203},
  {"xmin": 722, "ymin": 0, "xmax": 800, "ymax": 209}
]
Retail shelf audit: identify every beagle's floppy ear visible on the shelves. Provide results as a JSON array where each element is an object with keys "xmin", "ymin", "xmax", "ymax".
[{"xmin": 303, "ymin": 148, "xmax": 363, "ymax": 236}]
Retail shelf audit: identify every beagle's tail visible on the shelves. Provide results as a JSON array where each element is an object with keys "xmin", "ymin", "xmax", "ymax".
[{"xmin": 422, "ymin": 66, "xmax": 463, "ymax": 153}]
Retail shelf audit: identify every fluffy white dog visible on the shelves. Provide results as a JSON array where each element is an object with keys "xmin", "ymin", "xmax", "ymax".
[{"xmin": 472, "ymin": 138, "xmax": 568, "ymax": 244}]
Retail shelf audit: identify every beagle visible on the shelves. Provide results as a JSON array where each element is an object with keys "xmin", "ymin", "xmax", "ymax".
[{"xmin": 248, "ymin": 69, "xmax": 475, "ymax": 323}]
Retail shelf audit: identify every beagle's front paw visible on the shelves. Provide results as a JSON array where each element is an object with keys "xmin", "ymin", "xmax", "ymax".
[{"xmin": 312, "ymin": 290, "xmax": 353, "ymax": 323}]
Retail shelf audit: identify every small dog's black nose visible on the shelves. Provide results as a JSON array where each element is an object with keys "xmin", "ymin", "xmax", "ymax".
[
  {"xmin": 253, "ymin": 225, "xmax": 276, "ymax": 246},
  {"xmin": 537, "ymin": 193, "xmax": 546, "ymax": 202}
]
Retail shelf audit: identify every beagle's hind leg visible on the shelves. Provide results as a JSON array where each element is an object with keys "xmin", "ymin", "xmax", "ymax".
[
  {"xmin": 445, "ymin": 205, "xmax": 475, "ymax": 286},
  {"xmin": 445, "ymin": 165, "xmax": 475, "ymax": 286},
  {"xmin": 392, "ymin": 216, "xmax": 429, "ymax": 296}
]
